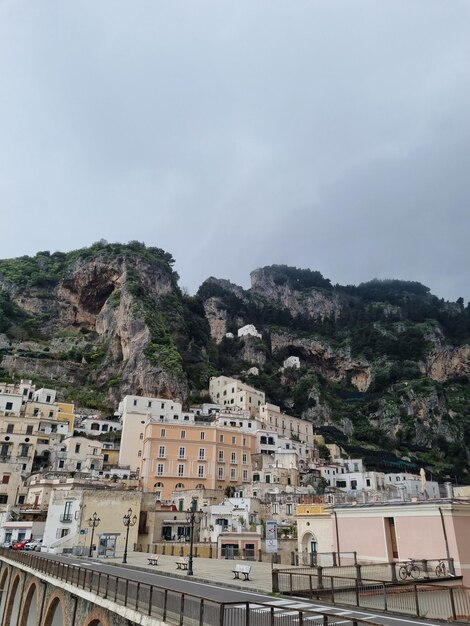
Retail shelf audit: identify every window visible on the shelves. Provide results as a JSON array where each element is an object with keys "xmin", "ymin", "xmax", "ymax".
[
  {"xmin": 181, "ymin": 430, "xmax": 186, "ymax": 439},
  {"xmin": 138, "ymin": 451, "xmax": 142, "ymax": 457},
  {"xmin": 62, "ymin": 501, "xmax": 73, "ymax": 522},
  {"xmin": 20, "ymin": 445, "xmax": 29, "ymax": 457},
  {"xmin": 286, "ymin": 503, "xmax": 293, "ymax": 515},
  {"xmin": 2, "ymin": 475, "xmax": 10, "ymax": 484},
  {"xmin": 175, "ymin": 483, "xmax": 184, "ymax": 489},
  {"xmin": 366, "ymin": 478, "xmax": 371, "ymax": 487},
  {"xmin": 0, "ymin": 495, "xmax": 8, "ymax": 504},
  {"xmin": 91, "ymin": 423, "xmax": 99, "ymax": 431},
  {"xmin": 48, "ymin": 411, "xmax": 54, "ymax": 418},
  {"xmin": 218, "ymin": 451, "xmax": 224, "ymax": 462},
  {"xmin": 231, "ymin": 452, "xmax": 236, "ymax": 463},
  {"xmin": 60, "ymin": 529, "xmax": 69, "ymax": 538},
  {"xmin": 76, "ymin": 462, "xmax": 82, "ymax": 470},
  {"xmin": 0, "ymin": 444, "xmax": 9, "ymax": 457},
  {"xmin": 243, "ymin": 470, "xmax": 248, "ymax": 482},
  {"xmin": 157, "ymin": 464, "xmax": 164, "ymax": 476},
  {"xmin": 198, "ymin": 465, "xmax": 205, "ymax": 478},
  {"xmin": 200, "ymin": 432, "xmax": 205, "ymax": 440},
  {"xmin": 102, "ymin": 424, "xmax": 109, "ymax": 432},
  {"xmin": 161, "ymin": 402, "xmax": 165, "ymax": 409},
  {"xmin": 6, "ymin": 424, "xmax": 13, "ymax": 434},
  {"xmin": 58, "ymin": 460, "xmax": 65, "ymax": 468},
  {"xmin": 158, "ymin": 446, "xmax": 166, "ymax": 458},
  {"xmin": 179, "ymin": 447, "xmax": 186, "ymax": 459},
  {"xmin": 242, "ymin": 438, "xmax": 246, "ymax": 446},
  {"xmin": 5, "ymin": 402, "xmax": 12, "ymax": 411},
  {"xmin": 160, "ymin": 429, "xmax": 166, "ymax": 437},
  {"xmin": 242, "ymin": 453, "xmax": 247, "ymax": 464},
  {"xmin": 198, "ymin": 449, "xmax": 205, "ymax": 460},
  {"xmin": 272, "ymin": 503, "xmax": 279, "ymax": 514},
  {"xmin": 260, "ymin": 436, "xmax": 267, "ymax": 444},
  {"xmin": 133, "ymin": 399, "xmax": 137, "ymax": 406},
  {"xmin": 103, "ymin": 454, "xmax": 109, "ymax": 462},
  {"xmin": 218, "ymin": 467, "xmax": 224, "ymax": 479},
  {"xmin": 46, "ymin": 395, "xmax": 51, "ymax": 403},
  {"xmin": 230, "ymin": 468, "xmax": 236, "ymax": 480},
  {"xmin": 219, "ymin": 435, "xmax": 224, "ymax": 443},
  {"xmin": 75, "ymin": 444, "xmax": 81, "ymax": 453},
  {"xmin": 232, "ymin": 436, "xmax": 236, "ymax": 444},
  {"xmin": 178, "ymin": 464, "xmax": 184, "ymax": 477},
  {"xmin": 148, "ymin": 401, "xmax": 152, "ymax": 408}
]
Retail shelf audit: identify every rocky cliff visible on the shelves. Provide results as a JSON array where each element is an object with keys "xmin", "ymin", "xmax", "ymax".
[{"xmin": 1, "ymin": 247, "xmax": 469, "ymax": 482}]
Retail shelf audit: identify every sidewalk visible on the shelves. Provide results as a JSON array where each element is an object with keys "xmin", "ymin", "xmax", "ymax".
[{"xmin": 105, "ymin": 551, "xmax": 276, "ymax": 593}]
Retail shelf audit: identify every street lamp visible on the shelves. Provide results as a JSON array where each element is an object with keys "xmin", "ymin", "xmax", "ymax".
[
  {"xmin": 122, "ymin": 507, "xmax": 137, "ymax": 564},
  {"xmin": 185, "ymin": 500, "xmax": 202, "ymax": 576},
  {"xmin": 88, "ymin": 512, "xmax": 100, "ymax": 557}
]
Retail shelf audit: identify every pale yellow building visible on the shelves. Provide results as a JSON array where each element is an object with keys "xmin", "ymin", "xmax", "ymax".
[
  {"xmin": 259, "ymin": 403, "xmax": 315, "ymax": 458},
  {"xmin": 209, "ymin": 376, "xmax": 265, "ymax": 417}
]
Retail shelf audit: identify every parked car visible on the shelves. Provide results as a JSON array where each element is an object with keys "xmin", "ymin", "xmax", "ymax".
[
  {"xmin": 12, "ymin": 540, "xmax": 28, "ymax": 550},
  {"xmin": 2, "ymin": 541, "xmax": 12, "ymax": 549},
  {"xmin": 24, "ymin": 539, "xmax": 42, "ymax": 551}
]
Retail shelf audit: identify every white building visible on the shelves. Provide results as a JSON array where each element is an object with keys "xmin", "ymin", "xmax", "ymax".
[
  {"xmin": 283, "ymin": 356, "xmax": 300, "ymax": 370},
  {"xmin": 116, "ymin": 395, "xmax": 185, "ymax": 470},
  {"xmin": 75, "ymin": 415, "xmax": 122, "ymax": 436},
  {"xmin": 237, "ymin": 324, "xmax": 262, "ymax": 339}
]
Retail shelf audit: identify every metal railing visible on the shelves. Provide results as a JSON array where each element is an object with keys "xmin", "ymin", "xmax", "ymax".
[
  {"xmin": 0, "ymin": 549, "xmax": 382, "ymax": 626},
  {"xmin": 274, "ymin": 564, "xmax": 470, "ymax": 621}
]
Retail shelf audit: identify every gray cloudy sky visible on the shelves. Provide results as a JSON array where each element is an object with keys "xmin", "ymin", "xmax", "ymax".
[{"xmin": 1, "ymin": 1, "xmax": 469, "ymax": 301}]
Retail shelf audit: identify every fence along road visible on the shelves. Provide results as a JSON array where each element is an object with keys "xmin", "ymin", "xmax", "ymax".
[{"xmin": 0, "ymin": 549, "xmax": 447, "ymax": 626}]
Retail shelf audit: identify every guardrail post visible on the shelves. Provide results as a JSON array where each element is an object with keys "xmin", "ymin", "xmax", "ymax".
[
  {"xmin": 353, "ymin": 551, "xmax": 357, "ymax": 565},
  {"xmin": 318, "ymin": 566, "xmax": 323, "ymax": 590},
  {"xmin": 199, "ymin": 598, "xmax": 204, "ymax": 626},
  {"xmin": 332, "ymin": 552, "xmax": 337, "ymax": 566},
  {"xmin": 448, "ymin": 587, "xmax": 457, "ymax": 620},
  {"xmin": 136, "ymin": 581, "xmax": 140, "ymax": 610},
  {"xmin": 115, "ymin": 577, "xmax": 119, "ymax": 602},
  {"xmin": 289, "ymin": 573, "xmax": 293, "ymax": 593},
  {"xmin": 272, "ymin": 569, "xmax": 279, "ymax": 593},
  {"xmin": 383, "ymin": 583, "xmax": 387, "ymax": 611},
  {"xmin": 245, "ymin": 601, "xmax": 250, "ymax": 626},
  {"xmin": 179, "ymin": 593, "xmax": 185, "ymax": 626},
  {"xmin": 124, "ymin": 579, "xmax": 129, "ymax": 607},
  {"xmin": 330, "ymin": 577, "xmax": 335, "ymax": 603},
  {"xmin": 104, "ymin": 574, "xmax": 109, "ymax": 599},
  {"xmin": 163, "ymin": 589, "xmax": 168, "ymax": 622},
  {"xmin": 355, "ymin": 564, "xmax": 362, "ymax": 584},
  {"xmin": 322, "ymin": 615, "xmax": 328, "ymax": 626},
  {"xmin": 354, "ymin": 580, "xmax": 360, "ymax": 607},
  {"xmin": 413, "ymin": 584, "xmax": 420, "ymax": 617},
  {"xmin": 219, "ymin": 603, "xmax": 225, "ymax": 626},
  {"xmin": 309, "ymin": 574, "xmax": 313, "ymax": 599},
  {"xmin": 148, "ymin": 585, "xmax": 153, "ymax": 616}
]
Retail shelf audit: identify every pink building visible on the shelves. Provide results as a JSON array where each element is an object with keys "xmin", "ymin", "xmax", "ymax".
[{"xmin": 332, "ymin": 500, "xmax": 470, "ymax": 586}]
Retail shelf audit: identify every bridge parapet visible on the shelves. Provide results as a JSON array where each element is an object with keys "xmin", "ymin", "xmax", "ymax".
[{"xmin": 0, "ymin": 548, "xmax": 385, "ymax": 626}]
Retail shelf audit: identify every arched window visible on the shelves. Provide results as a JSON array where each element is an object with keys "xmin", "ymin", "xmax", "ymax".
[
  {"xmin": 175, "ymin": 483, "xmax": 185, "ymax": 489},
  {"xmin": 195, "ymin": 484, "xmax": 204, "ymax": 489}
]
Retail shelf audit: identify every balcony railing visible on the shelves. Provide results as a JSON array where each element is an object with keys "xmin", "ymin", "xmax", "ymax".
[{"xmin": 59, "ymin": 514, "xmax": 73, "ymax": 523}]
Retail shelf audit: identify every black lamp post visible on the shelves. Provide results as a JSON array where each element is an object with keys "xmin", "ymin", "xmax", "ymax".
[
  {"xmin": 122, "ymin": 507, "xmax": 137, "ymax": 564},
  {"xmin": 185, "ymin": 500, "xmax": 202, "ymax": 576},
  {"xmin": 88, "ymin": 512, "xmax": 100, "ymax": 557}
]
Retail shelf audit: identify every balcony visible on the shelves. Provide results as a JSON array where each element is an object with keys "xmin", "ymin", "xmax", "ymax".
[{"xmin": 59, "ymin": 514, "xmax": 73, "ymax": 523}]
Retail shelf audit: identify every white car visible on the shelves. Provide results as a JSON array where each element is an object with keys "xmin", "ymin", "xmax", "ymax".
[{"xmin": 24, "ymin": 539, "xmax": 42, "ymax": 551}]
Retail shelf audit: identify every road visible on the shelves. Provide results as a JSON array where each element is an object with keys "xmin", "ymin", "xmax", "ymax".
[{"xmin": 32, "ymin": 552, "xmax": 443, "ymax": 626}]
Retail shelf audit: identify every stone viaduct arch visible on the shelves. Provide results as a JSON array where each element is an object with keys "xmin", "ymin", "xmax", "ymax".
[{"xmin": 0, "ymin": 562, "xmax": 132, "ymax": 626}]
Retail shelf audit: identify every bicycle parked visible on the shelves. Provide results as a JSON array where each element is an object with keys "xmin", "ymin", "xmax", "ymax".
[
  {"xmin": 398, "ymin": 558, "xmax": 421, "ymax": 580},
  {"xmin": 435, "ymin": 560, "xmax": 447, "ymax": 577}
]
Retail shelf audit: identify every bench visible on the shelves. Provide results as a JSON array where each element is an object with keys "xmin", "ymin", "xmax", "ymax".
[
  {"xmin": 232, "ymin": 564, "xmax": 252, "ymax": 581},
  {"xmin": 147, "ymin": 557, "xmax": 159, "ymax": 566},
  {"xmin": 176, "ymin": 557, "xmax": 189, "ymax": 570}
]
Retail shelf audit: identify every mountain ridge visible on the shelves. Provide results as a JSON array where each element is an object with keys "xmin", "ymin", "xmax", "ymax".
[{"xmin": 0, "ymin": 243, "xmax": 469, "ymax": 482}]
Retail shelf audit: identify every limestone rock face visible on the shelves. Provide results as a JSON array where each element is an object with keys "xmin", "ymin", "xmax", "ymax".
[
  {"xmin": 203, "ymin": 298, "xmax": 229, "ymax": 344},
  {"xmin": 271, "ymin": 331, "xmax": 371, "ymax": 391},
  {"xmin": 426, "ymin": 346, "xmax": 470, "ymax": 382},
  {"xmin": 0, "ymin": 251, "xmax": 188, "ymax": 406},
  {"xmin": 250, "ymin": 268, "xmax": 342, "ymax": 321}
]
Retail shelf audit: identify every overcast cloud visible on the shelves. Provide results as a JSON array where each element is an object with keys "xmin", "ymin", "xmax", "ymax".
[{"xmin": 1, "ymin": 1, "xmax": 469, "ymax": 301}]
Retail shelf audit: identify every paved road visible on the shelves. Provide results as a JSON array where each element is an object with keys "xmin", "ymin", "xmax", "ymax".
[{"xmin": 32, "ymin": 552, "xmax": 443, "ymax": 626}]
